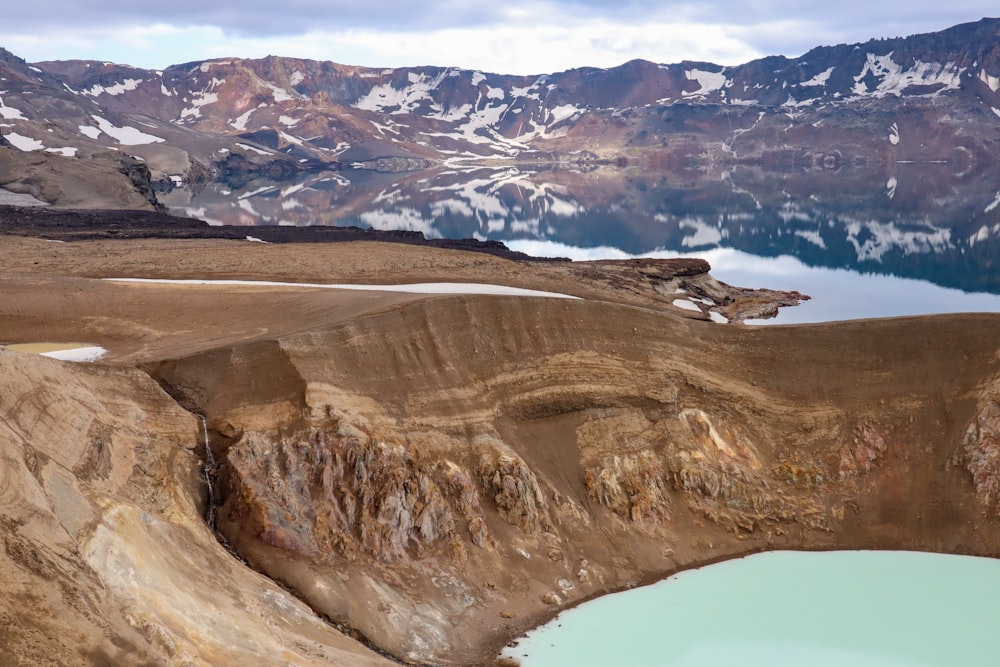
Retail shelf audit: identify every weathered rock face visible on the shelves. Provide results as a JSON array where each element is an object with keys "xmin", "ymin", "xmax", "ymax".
[
  {"xmin": 0, "ymin": 349, "xmax": 393, "ymax": 666},
  {"xmin": 148, "ymin": 296, "xmax": 1000, "ymax": 664},
  {"xmin": 959, "ymin": 399, "xmax": 1000, "ymax": 513}
]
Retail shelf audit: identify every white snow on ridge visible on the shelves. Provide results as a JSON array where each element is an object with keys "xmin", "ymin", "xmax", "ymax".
[
  {"xmin": 231, "ymin": 107, "xmax": 256, "ymax": 131},
  {"xmin": 180, "ymin": 92, "xmax": 219, "ymax": 120},
  {"xmin": 90, "ymin": 115, "xmax": 164, "ymax": 145},
  {"xmin": 46, "ymin": 147, "xmax": 78, "ymax": 157},
  {"xmin": 85, "ymin": 78, "xmax": 143, "ymax": 97},
  {"xmin": 801, "ymin": 67, "xmax": 835, "ymax": 87},
  {"xmin": 853, "ymin": 53, "xmax": 965, "ymax": 98},
  {"xmin": 0, "ymin": 97, "xmax": 26, "ymax": 120},
  {"xmin": 235, "ymin": 142, "xmax": 274, "ymax": 156},
  {"xmin": 5, "ymin": 132, "xmax": 45, "ymax": 151},
  {"xmin": 78, "ymin": 125, "xmax": 102, "ymax": 140},
  {"xmin": 684, "ymin": 69, "xmax": 726, "ymax": 96},
  {"xmin": 354, "ymin": 70, "xmax": 452, "ymax": 114},
  {"xmin": 267, "ymin": 83, "xmax": 295, "ymax": 102}
]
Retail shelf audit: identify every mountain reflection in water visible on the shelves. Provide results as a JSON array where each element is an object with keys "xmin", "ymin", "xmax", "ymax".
[{"xmin": 162, "ymin": 161, "xmax": 1000, "ymax": 322}]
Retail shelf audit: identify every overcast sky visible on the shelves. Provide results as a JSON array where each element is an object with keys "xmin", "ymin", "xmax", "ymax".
[{"xmin": 0, "ymin": 2, "xmax": 993, "ymax": 74}]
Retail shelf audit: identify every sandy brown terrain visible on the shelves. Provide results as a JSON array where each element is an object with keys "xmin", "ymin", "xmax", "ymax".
[{"xmin": 2, "ymin": 231, "xmax": 1000, "ymax": 666}]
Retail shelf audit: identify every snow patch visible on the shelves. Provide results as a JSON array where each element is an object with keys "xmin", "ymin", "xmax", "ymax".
[
  {"xmin": 78, "ymin": 124, "xmax": 102, "ymax": 140},
  {"xmin": 886, "ymin": 177, "xmax": 898, "ymax": 200},
  {"xmin": 672, "ymin": 299, "xmax": 702, "ymax": 312},
  {"xmin": 801, "ymin": 67, "xmax": 834, "ymax": 87},
  {"xmin": 888, "ymin": 122, "xmax": 900, "ymax": 145},
  {"xmin": 85, "ymin": 78, "xmax": 143, "ymax": 96},
  {"xmin": 290, "ymin": 71, "xmax": 305, "ymax": 86},
  {"xmin": 179, "ymin": 92, "xmax": 219, "ymax": 120},
  {"xmin": 104, "ymin": 278, "xmax": 579, "ymax": 300},
  {"xmin": 853, "ymin": 53, "xmax": 964, "ymax": 98},
  {"xmin": 231, "ymin": 108, "xmax": 255, "ymax": 131},
  {"xmin": 5, "ymin": 132, "xmax": 45, "ymax": 151},
  {"xmin": 235, "ymin": 142, "xmax": 275, "ymax": 156},
  {"xmin": 41, "ymin": 346, "xmax": 106, "ymax": 362},
  {"xmin": 90, "ymin": 115, "xmax": 164, "ymax": 145},
  {"xmin": 684, "ymin": 69, "xmax": 726, "ymax": 96},
  {"xmin": 979, "ymin": 69, "xmax": 1000, "ymax": 93},
  {"xmin": 0, "ymin": 96, "xmax": 26, "ymax": 120},
  {"xmin": 45, "ymin": 146, "xmax": 78, "ymax": 157},
  {"xmin": 267, "ymin": 83, "xmax": 294, "ymax": 102}
]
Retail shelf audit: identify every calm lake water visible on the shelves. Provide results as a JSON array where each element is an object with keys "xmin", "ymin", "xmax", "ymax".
[
  {"xmin": 500, "ymin": 550, "xmax": 1000, "ymax": 667},
  {"xmin": 162, "ymin": 161, "xmax": 1000, "ymax": 322}
]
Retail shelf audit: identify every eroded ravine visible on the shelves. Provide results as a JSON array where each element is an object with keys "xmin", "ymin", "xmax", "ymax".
[{"xmin": 144, "ymin": 296, "xmax": 1000, "ymax": 665}]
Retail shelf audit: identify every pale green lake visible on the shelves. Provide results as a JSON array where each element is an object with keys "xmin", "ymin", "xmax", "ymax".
[{"xmin": 501, "ymin": 550, "xmax": 1000, "ymax": 667}]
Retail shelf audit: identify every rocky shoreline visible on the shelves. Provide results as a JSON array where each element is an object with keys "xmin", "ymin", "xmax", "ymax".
[{"xmin": 0, "ymin": 204, "xmax": 564, "ymax": 261}]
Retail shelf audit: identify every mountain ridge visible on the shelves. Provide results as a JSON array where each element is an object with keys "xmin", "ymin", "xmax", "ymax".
[{"xmin": 0, "ymin": 17, "xmax": 998, "ymax": 209}]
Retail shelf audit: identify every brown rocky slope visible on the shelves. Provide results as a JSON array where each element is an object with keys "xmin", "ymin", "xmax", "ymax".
[{"xmin": 2, "ymin": 234, "xmax": 1000, "ymax": 665}]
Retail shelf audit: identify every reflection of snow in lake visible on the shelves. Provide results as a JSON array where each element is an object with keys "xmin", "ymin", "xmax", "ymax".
[
  {"xmin": 502, "ymin": 550, "xmax": 1000, "ymax": 667},
  {"xmin": 505, "ymin": 241, "xmax": 1000, "ymax": 324}
]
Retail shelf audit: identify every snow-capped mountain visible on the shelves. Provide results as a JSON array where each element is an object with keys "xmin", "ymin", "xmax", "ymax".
[{"xmin": 1, "ymin": 18, "xmax": 999, "ymax": 210}]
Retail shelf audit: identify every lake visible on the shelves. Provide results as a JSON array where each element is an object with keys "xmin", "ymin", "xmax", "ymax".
[
  {"xmin": 499, "ymin": 550, "xmax": 1000, "ymax": 667},
  {"xmin": 161, "ymin": 159, "xmax": 1000, "ymax": 323}
]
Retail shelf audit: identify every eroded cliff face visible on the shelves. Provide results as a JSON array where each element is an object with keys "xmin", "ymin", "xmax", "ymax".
[
  {"xmin": 147, "ymin": 297, "xmax": 1000, "ymax": 664},
  {"xmin": 0, "ymin": 349, "xmax": 394, "ymax": 666}
]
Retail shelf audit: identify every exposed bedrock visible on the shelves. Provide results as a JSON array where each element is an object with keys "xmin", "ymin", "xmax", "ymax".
[
  {"xmin": 0, "ymin": 350, "xmax": 392, "ymax": 666},
  {"xmin": 147, "ymin": 297, "xmax": 1000, "ymax": 665}
]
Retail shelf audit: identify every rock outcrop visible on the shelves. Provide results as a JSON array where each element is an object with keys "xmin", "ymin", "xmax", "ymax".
[{"xmin": 0, "ymin": 349, "xmax": 393, "ymax": 666}]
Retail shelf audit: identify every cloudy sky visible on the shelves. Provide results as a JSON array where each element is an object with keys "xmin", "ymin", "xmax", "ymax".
[{"xmin": 0, "ymin": 2, "xmax": 993, "ymax": 74}]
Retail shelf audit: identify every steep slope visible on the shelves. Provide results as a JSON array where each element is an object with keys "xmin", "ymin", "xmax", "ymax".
[{"xmin": 0, "ymin": 349, "xmax": 393, "ymax": 666}]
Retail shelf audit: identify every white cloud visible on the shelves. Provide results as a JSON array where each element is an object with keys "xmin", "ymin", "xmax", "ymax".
[
  {"xmin": 0, "ymin": 20, "xmax": 762, "ymax": 74},
  {"xmin": 0, "ymin": 3, "xmax": 991, "ymax": 74}
]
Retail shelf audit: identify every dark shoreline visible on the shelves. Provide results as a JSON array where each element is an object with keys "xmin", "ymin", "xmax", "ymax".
[{"xmin": 0, "ymin": 204, "xmax": 567, "ymax": 262}]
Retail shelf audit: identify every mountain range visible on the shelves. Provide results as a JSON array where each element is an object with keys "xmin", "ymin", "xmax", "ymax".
[{"xmin": 1, "ymin": 18, "xmax": 998, "ymax": 210}]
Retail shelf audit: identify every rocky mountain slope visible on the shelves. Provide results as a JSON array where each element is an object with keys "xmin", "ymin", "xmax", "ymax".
[
  {"xmin": 2, "ymin": 235, "xmax": 1000, "ymax": 664},
  {"xmin": 1, "ymin": 19, "xmax": 998, "ymax": 209}
]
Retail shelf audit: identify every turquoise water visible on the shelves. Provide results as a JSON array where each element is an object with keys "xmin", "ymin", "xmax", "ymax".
[{"xmin": 500, "ymin": 551, "xmax": 1000, "ymax": 667}]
